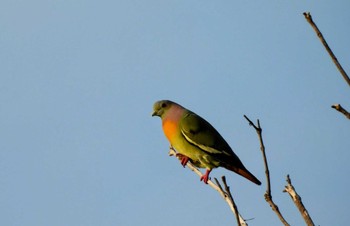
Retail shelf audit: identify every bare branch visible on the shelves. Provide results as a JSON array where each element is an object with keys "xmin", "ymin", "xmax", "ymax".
[
  {"xmin": 303, "ymin": 12, "xmax": 350, "ymax": 87},
  {"xmin": 244, "ymin": 115, "xmax": 290, "ymax": 226},
  {"xmin": 283, "ymin": 175, "xmax": 315, "ymax": 226},
  {"xmin": 243, "ymin": 116, "xmax": 270, "ymax": 191},
  {"xmin": 212, "ymin": 178, "xmax": 246, "ymax": 226},
  {"xmin": 169, "ymin": 147, "xmax": 247, "ymax": 226},
  {"xmin": 221, "ymin": 176, "xmax": 244, "ymax": 226},
  {"xmin": 331, "ymin": 104, "xmax": 350, "ymax": 120}
]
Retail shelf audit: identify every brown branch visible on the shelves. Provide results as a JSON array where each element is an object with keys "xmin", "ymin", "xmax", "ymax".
[
  {"xmin": 244, "ymin": 115, "xmax": 290, "ymax": 226},
  {"xmin": 331, "ymin": 104, "xmax": 350, "ymax": 120},
  {"xmin": 169, "ymin": 147, "xmax": 247, "ymax": 226},
  {"xmin": 303, "ymin": 12, "xmax": 350, "ymax": 87},
  {"xmin": 283, "ymin": 175, "xmax": 315, "ymax": 226},
  {"xmin": 216, "ymin": 177, "xmax": 246, "ymax": 226}
]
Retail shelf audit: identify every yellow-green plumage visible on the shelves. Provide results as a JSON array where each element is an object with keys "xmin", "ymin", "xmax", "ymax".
[{"xmin": 152, "ymin": 100, "xmax": 261, "ymax": 185}]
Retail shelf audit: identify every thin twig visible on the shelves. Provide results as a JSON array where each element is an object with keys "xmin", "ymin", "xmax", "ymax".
[
  {"xmin": 222, "ymin": 176, "xmax": 243, "ymax": 226},
  {"xmin": 244, "ymin": 115, "xmax": 290, "ymax": 226},
  {"xmin": 331, "ymin": 104, "xmax": 350, "ymax": 120},
  {"xmin": 283, "ymin": 175, "xmax": 315, "ymax": 226},
  {"xmin": 303, "ymin": 12, "xmax": 350, "ymax": 87},
  {"xmin": 169, "ymin": 147, "xmax": 247, "ymax": 226},
  {"xmin": 212, "ymin": 177, "xmax": 246, "ymax": 226}
]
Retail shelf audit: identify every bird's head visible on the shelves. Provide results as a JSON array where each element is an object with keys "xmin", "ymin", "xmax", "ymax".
[{"xmin": 152, "ymin": 100, "xmax": 174, "ymax": 118}]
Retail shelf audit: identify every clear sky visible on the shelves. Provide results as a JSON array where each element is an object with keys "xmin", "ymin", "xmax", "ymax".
[{"xmin": 1, "ymin": 1, "xmax": 349, "ymax": 226}]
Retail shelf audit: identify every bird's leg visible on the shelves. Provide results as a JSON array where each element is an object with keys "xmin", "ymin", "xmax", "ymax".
[
  {"xmin": 200, "ymin": 169, "xmax": 212, "ymax": 184},
  {"xmin": 175, "ymin": 153, "xmax": 190, "ymax": 167}
]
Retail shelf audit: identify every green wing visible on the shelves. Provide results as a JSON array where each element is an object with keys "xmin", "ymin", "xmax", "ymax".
[{"xmin": 180, "ymin": 112, "xmax": 236, "ymax": 158}]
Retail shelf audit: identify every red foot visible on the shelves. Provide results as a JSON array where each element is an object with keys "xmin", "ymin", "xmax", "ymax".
[
  {"xmin": 176, "ymin": 153, "xmax": 190, "ymax": 167},
  {"xmin": 200, "ymin": 169, "xmax": 212, "ymax": 184}
]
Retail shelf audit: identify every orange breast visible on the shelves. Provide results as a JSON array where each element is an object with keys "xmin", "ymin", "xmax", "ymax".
[{"xmin": 162, "ymin": 119, "xmax": 178, "ymax": 142}]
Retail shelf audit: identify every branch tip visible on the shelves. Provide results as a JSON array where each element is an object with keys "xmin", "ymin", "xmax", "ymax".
[
  {"xmin": 331, "ymin": 104, "xmax": 350, "ymax": 119},
  {"xmin": 246, "ymin": 116, "xmax": 290, "ymax": 226},
  {"xmin": 303, "ymin": 11, "xmax": 350, "ymax": 87},
  {"xmin": 284, "ymin": 175, "xmax": 315, "ymax": 226}
]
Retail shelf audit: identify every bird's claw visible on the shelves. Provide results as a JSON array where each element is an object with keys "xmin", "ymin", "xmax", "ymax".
[
  {"xmin": 175, "ymin": 153, "xmax": 190, "ymax": 167},
  {"xmin": 200, "ymin": 169, "xmax": 212, "ymax": 184}
]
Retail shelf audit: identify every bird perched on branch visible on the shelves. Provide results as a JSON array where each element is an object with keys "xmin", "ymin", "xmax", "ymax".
[{"xmin": 152, "ymin": 100, "xmax": 261, "ymax": 185}]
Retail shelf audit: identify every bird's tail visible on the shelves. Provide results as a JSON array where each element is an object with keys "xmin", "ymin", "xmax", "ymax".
[{"xmin": 224, "ymin": 165, "xmax": 261, "ymax": 185}]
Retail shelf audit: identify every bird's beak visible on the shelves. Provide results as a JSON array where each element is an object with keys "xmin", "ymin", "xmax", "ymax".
[{"xmin": 151, "ymin": 110, "xmax": 157, "ymax": 117}]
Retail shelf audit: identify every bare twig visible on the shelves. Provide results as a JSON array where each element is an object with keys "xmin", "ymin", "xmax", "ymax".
[
  {"xmin": 212, "ymin": 178, "xmax": 246, "ymax": 226},
  {"xmin": 283, "ymin": 175, "xmax": 315, "ymax": 226},
  {"xmin": 169, "ymin": 147, "xmax": 247, "ymax": 226},
  {"xmin": 244, "ymin": 115, "xmax": 290, "ymax": 226},
  {"xmin": 303, "ymin": 12, "xmax": 350, "ymax": 87},
  {"xmin": 222, "ymin": 176, "xmax": 243, "ymax": 226},
  {"xmin": 331, "ymin": 104, "xmax": 350, "ymax": 120}
]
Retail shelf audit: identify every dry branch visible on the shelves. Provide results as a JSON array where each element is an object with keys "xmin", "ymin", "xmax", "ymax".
[
  {"xmin": 169, "ymin": 147, "xmax": 247, "ymax": 226},
  {"xmin": 304, "ymin": 12, "xmax": 350, "ymax": 120},
  {"xmin": 303, "ymin": 12, "xmax": 350, "ymax": 87},
  {"xmin": 283, "ymin": 175, "xmax": 315, "ymax": 226},
  {"xmin": 215, "ymin": 177, "xmax": 245, "ymax": 226},
  {"xmin": 331, "ymin": 104, "xmax": 350, "ymax": 120},
  {"xmin": 244, "ymin": 115, "xmax": 290, "ymax": 226}
]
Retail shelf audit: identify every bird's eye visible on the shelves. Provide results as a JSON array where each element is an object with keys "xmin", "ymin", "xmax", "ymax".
[{"xmin": 161, "ymin": 103, "xmax": 167, "ymax": 108}]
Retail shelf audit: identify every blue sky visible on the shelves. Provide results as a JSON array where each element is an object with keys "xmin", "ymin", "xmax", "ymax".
[{"xmin": 1, "ymin": 1, "xmax": 349, "ymax": 225}]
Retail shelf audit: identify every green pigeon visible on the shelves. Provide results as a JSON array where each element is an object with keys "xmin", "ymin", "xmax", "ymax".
[{"xmin": 152, "ymin": 100, "xmax": 261, "ymax": 185}]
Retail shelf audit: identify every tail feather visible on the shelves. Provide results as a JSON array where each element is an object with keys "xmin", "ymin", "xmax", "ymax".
[
  {"xmin": 225, "ymin": 165, "xmax": 261, "ymax": 185},
  {"xmin": 236, "ymin": 168, "xmax": 261, "ymax": 185}
]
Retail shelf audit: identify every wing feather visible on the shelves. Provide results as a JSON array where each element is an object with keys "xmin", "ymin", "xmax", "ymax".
[{"xmin": 180, "ymin": 112, "xmax": 233, "ymax": 157}]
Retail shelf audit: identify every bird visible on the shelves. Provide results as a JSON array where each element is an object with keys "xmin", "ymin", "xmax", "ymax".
[{"xmin": 152, "ymin": 100, "xmax": 261, "ymax": 185}]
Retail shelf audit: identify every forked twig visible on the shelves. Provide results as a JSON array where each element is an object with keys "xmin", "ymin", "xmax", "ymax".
[
  {"xmin": 216, "ymin": 177, "xmax": 246, "ymax": 226},
  {"xmin": 283, "ymin": 175, "xmax": 315, "ymax": 226},
  {"xmin": 244, "ymin": 115, "xmax": 290, "ymax": 226},
  {"xmin": 169, "ymin": 147, "xmax": 247, "ymax": 226}
]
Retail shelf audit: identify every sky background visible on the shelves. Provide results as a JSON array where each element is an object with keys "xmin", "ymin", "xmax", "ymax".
[{"xmin": 1, "ymin": 1, "xmax": 349, "ymax": 226}]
